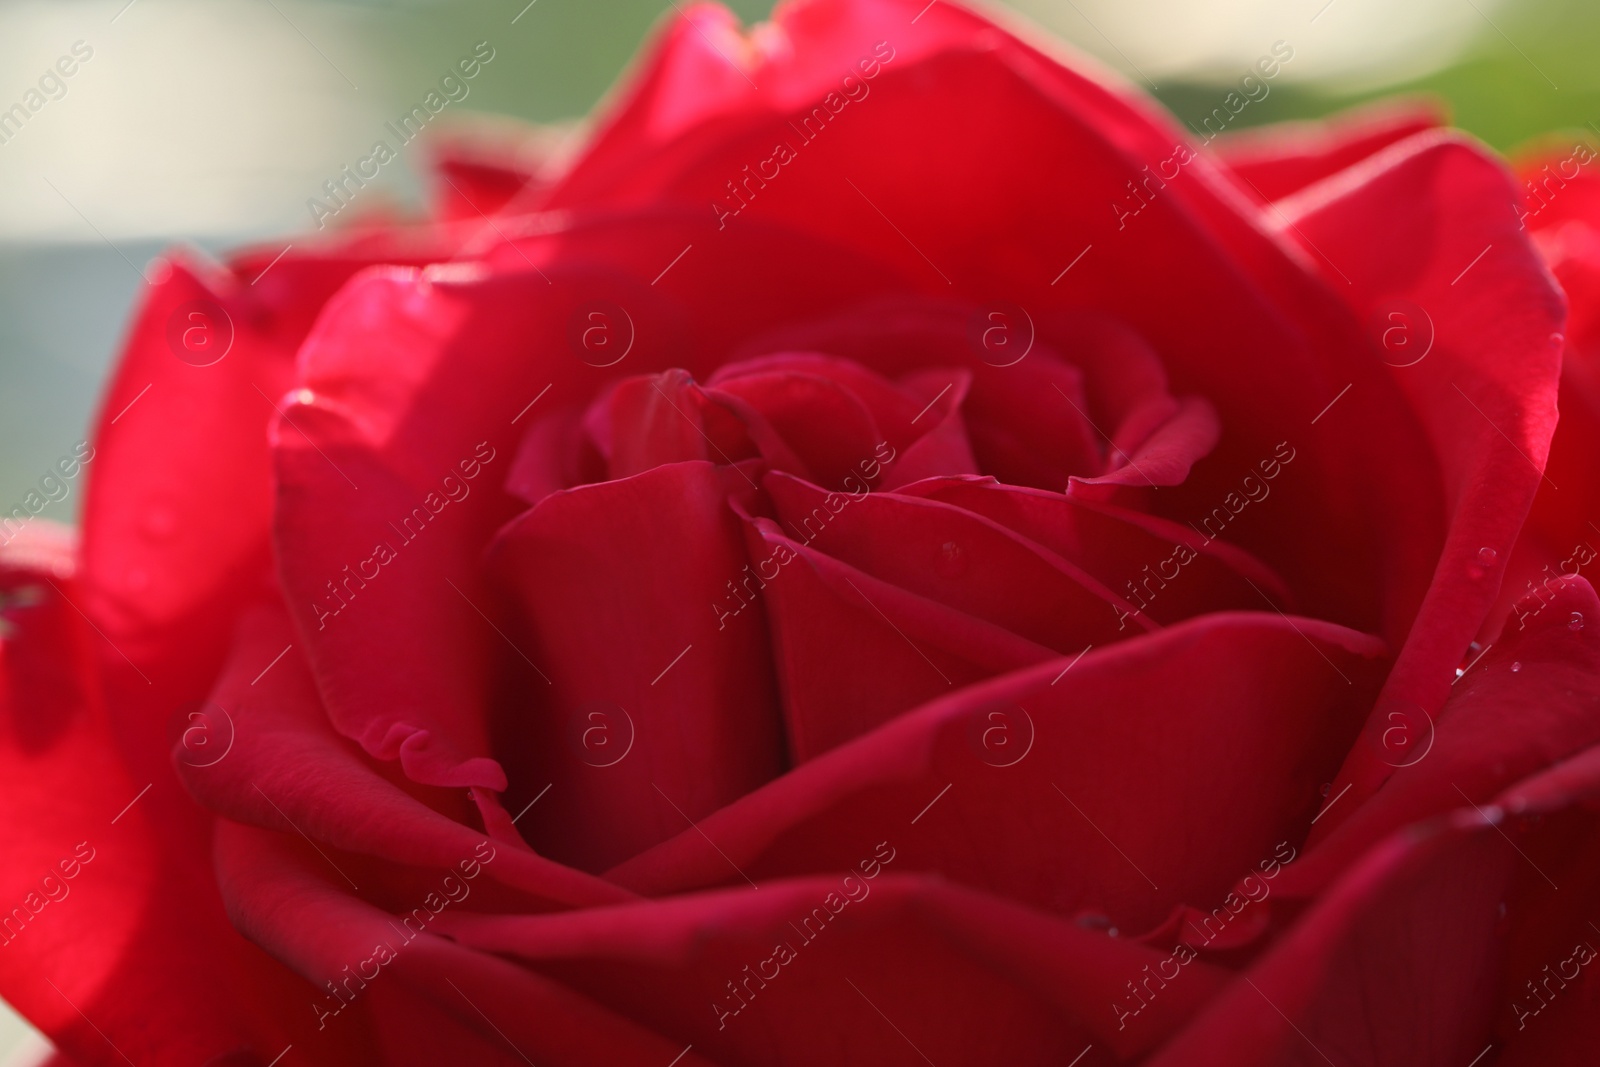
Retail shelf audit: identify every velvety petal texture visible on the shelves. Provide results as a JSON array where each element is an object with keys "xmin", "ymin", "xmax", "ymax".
[{"xmin": 1, "ymin": 0, "xmax": 1591, "ymax": 1065}]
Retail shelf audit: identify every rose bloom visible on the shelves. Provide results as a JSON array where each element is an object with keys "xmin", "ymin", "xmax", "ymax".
[{"xmin": 3, "ymin": 0, "xmax": 1599, "ymax": 1064}]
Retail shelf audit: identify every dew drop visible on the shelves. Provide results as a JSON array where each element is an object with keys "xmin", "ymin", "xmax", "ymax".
[
  {"xmin": 141, "ymin": 507, "xmax": 177, "ymax": 541},
  {"xmin": 1510, "ymin": 661, "xmax": 1522, "ymax": 673},
  {"xmin": 935, "ymin": 540, "xmax": 968, "ymax": 578},
  {"xmin": 0, "ymin": 586, "xmax": 44, "ymax": 613},
  {"xmin": 1074, "ymin": 912, "xmax": 1118, "ymax": 936},
  {"xmin": 1478, "ymin": 547, "xmax": 1498, "ymax": 566},
  {"xmin": 1570, "ymin": 611, "xmax": 1585, "ymax": 632},
  {"xmin": 1320, "ymin": 782, "xmax": 1332, "ymax": 797}
]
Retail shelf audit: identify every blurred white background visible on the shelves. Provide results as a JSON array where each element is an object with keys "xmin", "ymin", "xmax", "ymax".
[{"xmin": 0, "ymin": 0, "xmax": 1506, "ymax": 243}]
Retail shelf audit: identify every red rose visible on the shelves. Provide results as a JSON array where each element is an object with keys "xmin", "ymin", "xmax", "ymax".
[{"xmin": 2, "ymin": 2, "xmax": 1596, "ymax": 1064}]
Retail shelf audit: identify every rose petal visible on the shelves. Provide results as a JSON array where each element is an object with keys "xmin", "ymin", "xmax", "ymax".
[
  {"xmin": 491, "ymin": 460, "xmax": 786, "ymax": 872},
  {"xmin": 894, "ymin": 476, "xmax": 1295, "ymax": 623},
  {"xmin": 1213, "ymin": 100, "xmax": 1447, "ymax": 205},
  {"xmin": 434, "ymin": 873, "xmax": 1235, "ymax": 1063},
  {"xmin": 1145, "ymin": 814, "xmax": 1515, "ymax": 1067},
  {"xmin": 0, "ymin": 529, "xmax": 336, "ymax": 1066},
  {"xmin": 765, "ymin": 471, "xmax": 1146, "ymax": 648},
  {"xmin": 1282, "ymin": 575, "xmax": 1600, "ymax": 895},
  {"xmin": 1150, "ymin": 738, "xmax": 1600, "ymax": 1066},
  {"xmin": 213, "ymin": 822, "xmax": 714, "ymax": 1067},
  {"xmin": 540, "ymin": 12, "xmax": 1447, "ymax": 662},
  {"xmin": 1278, "ymin": 133, "xmax": 1568, "ymax": 814},
  {"xmin": 877, "ymin": 370, "xmax": 981, "ymax": 488},
  {"xmin": 272, "ymin": 264, "xmax": 582, "ymax": 791},
  {"xmin": 582, "ymin": 369, "xmax": 719, "ymax": 479},
  {"xmin": 709, "ymin": 366, "xmax": 885, "ymax": 488},
  {"xmin": 1069, "ymin": 394, "xmax": 1221, "ymax": 498},
  {"xmin": 735, "ymin": 506, "xmax": 1061, "ymax": 760},
  {"xmin": 78, "ymin": 254, "xmax": 291, "ymax": 670},
  {"xmin": 610, "ymin": 612, "xmax": 1386, "ymax": 937},
  {"xmin": 174, "ymin": 601, "xmax": 631, "ymax": 907}
]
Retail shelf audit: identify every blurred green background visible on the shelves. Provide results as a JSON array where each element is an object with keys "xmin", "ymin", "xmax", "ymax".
[
  {"xmin": 1148, "ymin": 0, "xmax": 1600, "ymax": 150},
  {"xmin": 0, "ymin": 0, "xmax": 1594, "ymax": 1054}
]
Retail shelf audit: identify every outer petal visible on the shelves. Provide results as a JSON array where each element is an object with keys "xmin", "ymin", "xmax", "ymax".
[
  {"xmin": 434, "ymin": 873, "xmax": 1236, "ymax": 1064},
  {"xmin": 78, "ymin": 255, "xmax": 292, "ymax": 671},
  {"xmin": 1491, "ymin": 750, "xmax": 1600, "ymax": 1065},
  {"xmin": 272, "ymin": 262, "xmax": 613, "ymax": 791},
  {"xmin": 1147, "ymin": 815, "xmax": 1515, "ymax": 1067},
  {"xmin": 1498, "ymin": 152, "xmax": 1600, "ymax": 638},
  {"xmin": 0, "ymin": 527, "xmax": 359, "ymax": 1067},
  {"xmin": 1283, "ymin": 576, "xmax": 1600, "ymax": 895},
  {"xmin": 79, "ymin": 235, "xmax": 454, "ymax": 676},
  {"xmin": 212, "ymin": 822, "xmax": 718, "ymax": 1067},
  {"xmin": 1150, "ymin": 575, "xmax": 1600, "ymax": 1064},
  {"xmin": 1277, "ymin": 133, "xmax": 1568, "ymax": 814},
  {"xmin": 1150, "ymin": 742, "xmax": 1600, "ymax": 1067},
  {"xmin": 174, "ymin": 600, "xmax": 631, "ymax": 907},
  {"xmin": 1213, "ymin": 100, "xmax": 1447, "ymax": 205}
]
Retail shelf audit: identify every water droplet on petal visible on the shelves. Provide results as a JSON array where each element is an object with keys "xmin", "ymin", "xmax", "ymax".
[
  {"xmin": 1320, "ymin": 782, "xmax": 1332, "ymax": 797},
  {"xmin": 1478, "ymin": 547, "xmax": 1497, "ymax": 566},
  {"xmin": 1510, "ymin": 661, "xmax": 1522, "ymax": 673},
  {"xmin": 141, "ymin": 507, "xmax": 177, "ymax": 541},
  {"xmin": 0, "ymin": 585, "xmax": 45, "ymax": 613},
  {"xmin": 1570, "ymin": 612, "xmax": 1585, "ymax": 632},
  {"xmin": 935, "ymin": 540, "xmax": 968, "ymax": 578},
  {"xmin": 1074, "ymin": 912, "xmax": 1117, "ymax": 936}
]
